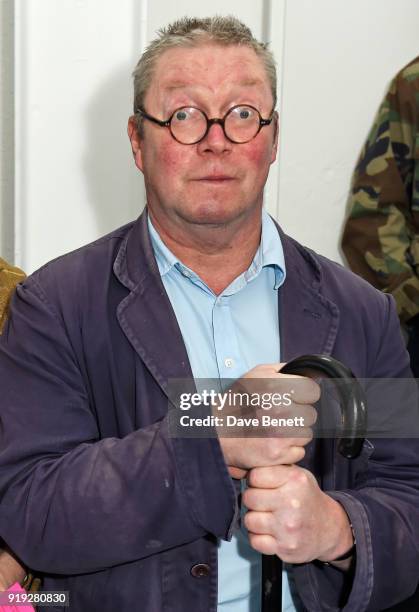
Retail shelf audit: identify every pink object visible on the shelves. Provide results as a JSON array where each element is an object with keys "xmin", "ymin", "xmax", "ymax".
[{"xmin": 0, "ymin": 583, "xmax": 35, "ymax": 612}]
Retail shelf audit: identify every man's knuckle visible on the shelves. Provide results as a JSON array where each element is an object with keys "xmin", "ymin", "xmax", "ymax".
[
  {"xmin": 288, "ymin": 465, "xmax": 301, "ymax": 480},
  {"xmin": 282, "ymin": 541, "xmax": 298, "ymax": 555},
  {"xmin": 284, "ymin": 519, "xmax": 301, "ymax": 533},
  {"xmin": 266, "ymin": 440, "xmax": 282, "ymax": 462},
  {"xmin": 296, "ymin": 470, "xmax": 309, "ymax": 486}
]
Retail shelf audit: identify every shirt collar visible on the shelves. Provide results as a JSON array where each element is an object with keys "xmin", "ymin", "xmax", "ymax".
[
  {"xmin": 147, "ymin": 208, "xmax": 286, "ymax": 290},
  {"xmin": 147, "ymin": 216, "xmax": 179, "ymax": 277},
  {"xmin": 249, "ymin": 209, "xmax": 286, "ymax": 290}
]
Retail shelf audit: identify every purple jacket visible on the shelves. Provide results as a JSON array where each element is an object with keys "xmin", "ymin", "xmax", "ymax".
[{"xmin": 0, "ymin": 211, "xmax": 418, "ymax": 611}]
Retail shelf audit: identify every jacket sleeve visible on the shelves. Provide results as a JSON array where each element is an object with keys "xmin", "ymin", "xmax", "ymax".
[
  {"xmin": 294, "ymin": 294, "xmax": 419, "ymax": 611},
  {"xmin": 0, "ymin": 276, "xmax": 238, "ymax": 574},
  {"xmin": 341, "ymin": 64, "xmax": 419, "ymax": 323}
]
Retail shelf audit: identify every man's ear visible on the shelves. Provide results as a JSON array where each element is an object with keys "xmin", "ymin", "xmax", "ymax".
[
  {"xmin": 127, "ymin": 116, "xmax": 144, "ymax": 172},
  {"xmin": 270, "ymin": 111, "xmax": 279, "ymax": 164}
]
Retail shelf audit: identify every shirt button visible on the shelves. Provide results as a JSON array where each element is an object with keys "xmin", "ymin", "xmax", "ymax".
[
  {"xmin": 224, "ymin": 358, "xmax": 234, "ymax": 368},
  {"xmin": 190, "ymin": 563, "xmax": 211, "ymax": 578}
]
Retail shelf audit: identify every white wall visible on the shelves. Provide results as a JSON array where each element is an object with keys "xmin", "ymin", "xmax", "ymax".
[
  {"xmin": 14, "ymin": 0, "xmax": 145, "ymax": 272},
  {"xmin": 278, "ymin": 0, "xmax": 419, "ymax": 264},
  {"xmin": 2, "ymin": 0, "xmax": 419, "ymax": 272}
]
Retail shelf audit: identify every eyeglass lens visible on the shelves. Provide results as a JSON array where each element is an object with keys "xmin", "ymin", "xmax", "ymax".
[{"xmin": 170, "ymin": 106, "xmax": 261, "ymax": 144}]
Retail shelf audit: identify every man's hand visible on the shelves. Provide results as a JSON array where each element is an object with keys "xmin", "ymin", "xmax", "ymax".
[
  {"xmin": 0, "ymin": 548, "xmax": 26, "ymax": 591},
  {"xmin": 242, "ymin": 464, "xmax": 354, "ymax": 566},
  {"xmin": 217, "ymin": 363, "xmax": 320, "ymax": 479}
]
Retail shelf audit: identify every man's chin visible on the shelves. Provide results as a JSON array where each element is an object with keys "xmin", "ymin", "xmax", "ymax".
[{"xmin": 177, "ymin": 203, "xmax": 252, "ymax": 227}]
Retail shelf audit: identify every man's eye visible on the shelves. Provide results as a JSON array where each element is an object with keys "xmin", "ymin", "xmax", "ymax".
[
  {"xmin": 239, "ymin": 109, "xmax": 251, "ymax": 119},
  {"xmin": 175, "ymin": 111, "xmax": 188, "ymax": 121}
]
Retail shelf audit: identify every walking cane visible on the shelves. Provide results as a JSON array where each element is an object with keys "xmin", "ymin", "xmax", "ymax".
[{"xmin": 260, "ymin": 354, "xmax": 367, "ymax": 612}]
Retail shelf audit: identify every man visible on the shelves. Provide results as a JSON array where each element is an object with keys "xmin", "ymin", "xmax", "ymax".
[
  {"xmin": 0, "ymin": 16, "xmax": 418, "ymax": 611},
  {"xmin": 341, "ymin": 57, "xmax": 419, "ymax": 375}
]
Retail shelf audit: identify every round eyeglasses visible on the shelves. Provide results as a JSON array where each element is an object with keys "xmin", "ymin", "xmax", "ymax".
[{"xmin": 135, "ymin": 104, "xmax": 274, "ymax": 145}]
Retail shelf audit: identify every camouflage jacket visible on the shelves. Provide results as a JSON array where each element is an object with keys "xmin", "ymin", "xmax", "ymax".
[
  {"xmin": 0, "ymin": 258, "xmax": 25, "ymax": 333},
  {"xmin": 341, "ymin": 56, "xmax": 419, "ymax": 323}
]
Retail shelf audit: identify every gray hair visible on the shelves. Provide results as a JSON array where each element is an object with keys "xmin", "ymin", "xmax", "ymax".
[{"xmin": 132, "ymin": 15, "xmax": 277, "ymax": 127}]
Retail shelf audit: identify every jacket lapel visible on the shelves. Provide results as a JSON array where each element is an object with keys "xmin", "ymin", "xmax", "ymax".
[
  {"xmin": 114, "ymin": 211, "xmax": 193, "ymax": 402},
  {"xmin": 278, "ymin": 229, "xmax": 340, "ymax": 361}
]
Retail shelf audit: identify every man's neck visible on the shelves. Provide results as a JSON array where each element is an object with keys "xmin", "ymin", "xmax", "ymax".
[{"xmin": 148, "ymin": 210, "xmax": 262, "ymax": 295}]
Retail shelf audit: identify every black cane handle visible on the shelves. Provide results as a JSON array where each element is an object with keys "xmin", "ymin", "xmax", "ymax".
[
  {"xmin": 280, "ymin": 354, "xmax": 367, "ymax": 459},
  {"xmin": 261, "ymin": 354, "xmax": 367, "ymax": 612}
]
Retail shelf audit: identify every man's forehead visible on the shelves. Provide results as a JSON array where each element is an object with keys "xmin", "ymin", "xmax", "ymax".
[
  {"xmin": 151, "ymin": 44, "xmax": 268, "ymax": 90},
  {"xmin": 163, "ymin": 77, "xmax": 265, "ymax": 93}
]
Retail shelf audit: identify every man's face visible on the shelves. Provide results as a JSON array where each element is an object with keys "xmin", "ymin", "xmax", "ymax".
[{"xmin": 128, "ymin": 44, "xmax": 278, "ymax": 231}]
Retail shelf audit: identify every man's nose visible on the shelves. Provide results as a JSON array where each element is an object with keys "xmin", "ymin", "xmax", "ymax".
[{"xmin": 197, "ymin": 122, "xmax": 231, "ymax": 154}]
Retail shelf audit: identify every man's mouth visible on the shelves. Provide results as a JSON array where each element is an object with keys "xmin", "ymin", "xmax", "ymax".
[{"xmin": 194, "ymin": 175, "xmax": 235, "ymax": 182}]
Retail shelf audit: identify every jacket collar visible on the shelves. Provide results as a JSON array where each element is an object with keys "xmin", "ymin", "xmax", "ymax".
[{"xmin": 113, "ymin": 210, "xmax": 340, "ymax": 398}]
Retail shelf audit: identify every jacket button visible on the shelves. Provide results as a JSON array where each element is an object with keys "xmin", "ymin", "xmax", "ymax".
[{"xmin": 190, "ymin": 563, "xmax": 210, "ymax": 578}]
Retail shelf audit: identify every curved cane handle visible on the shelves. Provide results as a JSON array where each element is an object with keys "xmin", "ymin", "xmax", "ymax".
[{"xmin": 279, "ymin": 354, "xmax": 367, "ymax": 459}]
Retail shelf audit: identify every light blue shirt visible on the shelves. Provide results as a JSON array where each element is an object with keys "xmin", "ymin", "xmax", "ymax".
[{"xmin": 148, "ymin": 210, "xmax": 297, "ymax": 612}]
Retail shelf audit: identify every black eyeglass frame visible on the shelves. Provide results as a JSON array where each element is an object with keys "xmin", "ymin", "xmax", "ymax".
[{"xmin": 135, "ymin": 104, "xmax": 274, "ymax": 145}]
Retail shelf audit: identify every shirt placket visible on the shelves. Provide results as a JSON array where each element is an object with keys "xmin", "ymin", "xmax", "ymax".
[{"xmin": 212, "ymin": 294, "xmax": 243, "ymax": 381}]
